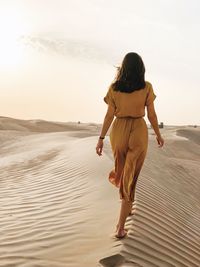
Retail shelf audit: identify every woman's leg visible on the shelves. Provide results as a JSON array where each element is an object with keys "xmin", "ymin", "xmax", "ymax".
[{"xmin": 116, "ymin": 199, "xmax": 132, "ymax": 236}]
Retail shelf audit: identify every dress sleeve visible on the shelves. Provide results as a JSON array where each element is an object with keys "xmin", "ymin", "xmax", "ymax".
[
  {"xmin": 145, "ymin": 83, "xmax": 157, "ymax": 106},
  {"xmin": 103, "ymin": 86, "xmax": 116, "ymax": 108}
]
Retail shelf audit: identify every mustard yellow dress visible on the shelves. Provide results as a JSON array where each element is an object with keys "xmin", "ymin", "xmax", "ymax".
[{"xmin": 103, "ymin": 81, "xmax": 156, "ymax": 202}]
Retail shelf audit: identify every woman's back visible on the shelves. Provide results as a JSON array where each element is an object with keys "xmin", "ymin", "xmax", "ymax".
[{"xmin": 104, "ymin": 81, "xmax": 157, "ymax": 118}]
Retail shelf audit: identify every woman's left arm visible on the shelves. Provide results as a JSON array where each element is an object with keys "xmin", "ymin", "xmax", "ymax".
[{"xmin": 96, "ymin": 105, "xmax": 115, "ymax": 156}]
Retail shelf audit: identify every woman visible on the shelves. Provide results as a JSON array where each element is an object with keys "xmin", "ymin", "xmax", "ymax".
[{"xmin": 96, "ymin": 52, "xmax": 164, "ymax": 239}]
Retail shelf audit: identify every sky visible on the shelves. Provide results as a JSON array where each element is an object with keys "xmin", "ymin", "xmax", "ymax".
[{"xmin": 0, "ymin": 0, "xmax": 199, "ymax": 125}]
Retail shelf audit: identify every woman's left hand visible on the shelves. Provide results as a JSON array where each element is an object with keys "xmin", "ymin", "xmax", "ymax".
[{"xmin": 96, "ymin": 139, "xmax": 104, "ymax": 156}]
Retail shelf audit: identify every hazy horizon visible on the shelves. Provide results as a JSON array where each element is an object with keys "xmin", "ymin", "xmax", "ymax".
[{"xmin": 0, "ymin": 0, "xmax": 199, "ymax": 126}]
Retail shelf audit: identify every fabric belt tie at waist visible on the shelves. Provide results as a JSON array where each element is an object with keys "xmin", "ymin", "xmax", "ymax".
[{"xmin": 116, "ymin": 116, "xmax": 143, "ymax": 119}]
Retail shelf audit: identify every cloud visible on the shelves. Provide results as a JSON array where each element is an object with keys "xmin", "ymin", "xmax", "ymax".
[{"xmin": 20, "ymin": 34, "xmax": 117, "ymax": 65}]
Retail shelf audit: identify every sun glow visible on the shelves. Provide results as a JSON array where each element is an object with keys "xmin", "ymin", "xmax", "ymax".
[{"xmin": 0, "ymin": 5, "xmax": 26, "ymax": 71}]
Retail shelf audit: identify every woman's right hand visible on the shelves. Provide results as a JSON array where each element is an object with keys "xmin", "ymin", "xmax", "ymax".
[{"xmin": 156, "ymin": 135, "xmax": 164, "ymax": 147}]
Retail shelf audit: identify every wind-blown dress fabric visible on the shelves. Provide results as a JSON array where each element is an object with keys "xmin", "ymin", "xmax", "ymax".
[{"xmin": 103, "ymin": 81, "xmax": 156, "ymax": 202}]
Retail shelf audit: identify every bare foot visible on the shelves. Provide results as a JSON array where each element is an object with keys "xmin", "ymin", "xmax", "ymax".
[{"xmin": 115, "ymin": 228, "xmax": 127, "ymax": 238}]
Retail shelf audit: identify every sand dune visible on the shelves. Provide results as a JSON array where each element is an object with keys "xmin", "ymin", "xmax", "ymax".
[
  {"xmin": 0, "ymin": 119, "xmax": 119, "ymax": 267},
  {"xmin": 0, "ymin": 116, "xmax": 100, "ymax": 133},
  {"xmin": 176, "ymin": 128, "xmax": 200, "ymax": 145},
  {"xmin": 100, "ymin": 127, "xmax": 200, "ymax": 267},
  {"xmin": 0, "ymin": 117, "xmax": 199, "ymax": 267}
]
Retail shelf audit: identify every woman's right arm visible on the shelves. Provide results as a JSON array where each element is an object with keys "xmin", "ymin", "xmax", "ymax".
[{"xmin": 146, "ymin": 102, "xmax": 164, "ymax": 147}]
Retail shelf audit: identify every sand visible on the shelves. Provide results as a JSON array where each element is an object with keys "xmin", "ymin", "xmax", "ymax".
[{"xmin": 0, "ymin": 116, "xmax": 199, "ymax": 267}]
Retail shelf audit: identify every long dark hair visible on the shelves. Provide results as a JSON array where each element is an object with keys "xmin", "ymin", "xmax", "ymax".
[{"xmin": 111, "ymin": 52, "xmax": 146, "ymax": 93}]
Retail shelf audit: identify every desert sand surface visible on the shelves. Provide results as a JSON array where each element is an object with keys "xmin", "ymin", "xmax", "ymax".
[{"xmin": 0, "ymin": 116, "xmax": 199, "ymax": 267}]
